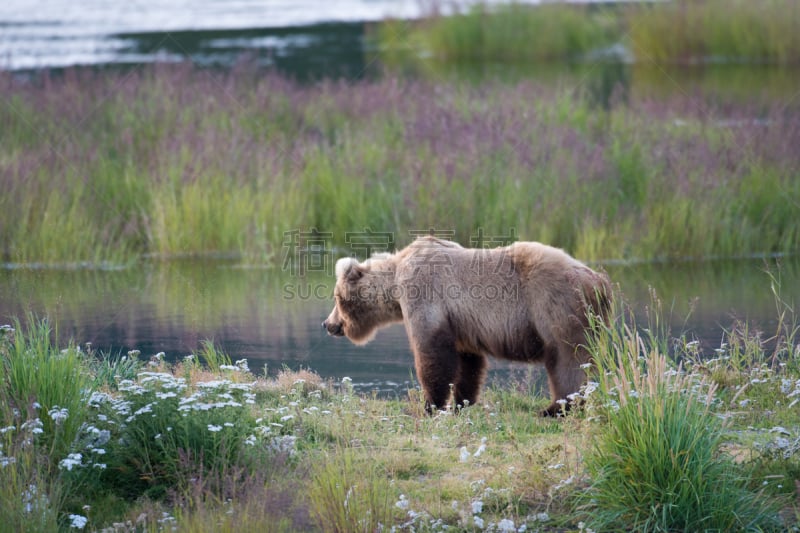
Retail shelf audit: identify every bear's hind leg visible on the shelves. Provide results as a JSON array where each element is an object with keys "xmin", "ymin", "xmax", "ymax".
[{"xmin": 453, "ymin": 353, "xmax": 487, "ymax": 409}]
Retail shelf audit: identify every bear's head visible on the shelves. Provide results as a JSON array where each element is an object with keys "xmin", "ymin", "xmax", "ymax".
[{"xmin": 322, "ymin": 255, "xmax": 402, "ymax": 345}]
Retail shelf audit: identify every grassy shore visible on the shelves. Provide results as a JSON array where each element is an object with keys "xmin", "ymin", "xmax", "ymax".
[
  {"xmin": 1, "ymin": 66, "xmax": 799, "ymax": 266},
  {"xmin": 1, "ymin": 290, "xmax": 798, "ymax": 531},
  {"xmin": 376, "ymin": 0, "xmax": 800, "ymax": 65},
  {"xmin": 376, "ymin": 3, "xmax": 618, "ymax": 64}
]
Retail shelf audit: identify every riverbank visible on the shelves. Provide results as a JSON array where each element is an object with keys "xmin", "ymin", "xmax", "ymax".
[
  {"xmin": 2, "ymin": 66, "xmax": 799, "ymax": 266},
  {"xmin": 1, "ymin": 297, "xmax": 798, "ymax": 531}
]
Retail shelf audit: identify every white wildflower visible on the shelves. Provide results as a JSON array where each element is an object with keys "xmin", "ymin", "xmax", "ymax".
[
  {"xmin": 567, "ymin": 392, "xmax": 581, "ymax": 402},
  {"xmin": 87, "ymin": 391, "xmax": 111, "ymax": 407},
  {"xmin": 581, "ymin": 381, "xmax": 598, "ymax": 396},
  {"xmin": 459, "ymin": 446, "xmax": 470, "ymax": 462},
  {"xmin": 59, "ymin": 453, "xmax": 84, "ymax": 471},
  {"xmin": 395, "ymin": 494, "xmax": 410, "ymax": 510},
  {"xmin": 207, "ymin": 424, "xmax": 222, "ymax": 432},
  {"xmin": 268, "ymin": 435, "xmax": 297, "ymax": 455},
  {"xmin": 536, "ymin": 512, "xmax": 550, "ymax": 522},
  {"xmin": 497, "ymin": 518, "xmax": 515, "ymax": 531},
  {"xmin": 21, "ymin": 418, "xmax": 44, "ymax": 435},
  {"xmin": 473, "ymin": 516, "xmax": 484, "ymax": 529},
  {"xmin": 471, "ymin": 500, "xmax": 483, "ymax": 514},
  {"xmin": 474, "ymin": 437, "xmax": 487, "ymax": 457},
  {"xmin": 553, "ymin": 475, "xmax": 576, "ymax": 491}
]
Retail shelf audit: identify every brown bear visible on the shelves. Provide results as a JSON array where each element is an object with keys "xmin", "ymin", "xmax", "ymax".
[{"xmin": 323, "ymin": 236, "xmax": 611, "ymax": 416}]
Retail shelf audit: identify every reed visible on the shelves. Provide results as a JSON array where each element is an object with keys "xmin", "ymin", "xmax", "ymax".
[
  {"xmin": 628, "ymin": 0, "xmax": 800, "ymax": 64},
  {"xmin": 411, "ymin": 3, "xmax": 615, "ymax": 63},
  {"xmin": 376, "ymin": 0, "xmax": 800, "ymax": 66},
  {"xmin": 1, "ymin": 67, "xmax": 799, "ymax": 266}
]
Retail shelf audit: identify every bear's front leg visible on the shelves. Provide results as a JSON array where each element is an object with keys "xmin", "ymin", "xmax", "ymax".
[
  {"xmin": 409, "ymin": 328, "xmax": 461, "ymax": 414},
  {"xmin": 453, "ymin": 353, "xmax": 487, "ymax": 408},
  {"xmin": 542, "ymin": 342, "xmax": 589, "ymax": 416}
]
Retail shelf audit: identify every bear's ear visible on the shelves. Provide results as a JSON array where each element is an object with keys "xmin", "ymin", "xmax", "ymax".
[{"xmin": 335, "ymin": 257, "xmax": 364, "ymax": 283}]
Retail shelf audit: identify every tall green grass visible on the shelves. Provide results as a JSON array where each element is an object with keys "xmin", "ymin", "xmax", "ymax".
[
  {"xmin": 2, "ymin": 67, "xmax": 798, "ymax": 266},
  {"xmin": 0, "ymin": 318, "xmax": 92, "ymax": 463},
  {"xmin": 384, "ymin": 3, "xmax": 617, "ymax": 63},
  {"xmin": 376, "ymin": 0, "xmax": 800, "ymax": 65},
  {"xmin": 628, "ymin": 0, "xmax": 800, "ymax": 64},
  {"xmin": 308, "ymin": 446, "xmax": 399, "ymax": 532},
  {"xmin": 577, "ymin": 301, "xmax": 784, "ymax": 531}
]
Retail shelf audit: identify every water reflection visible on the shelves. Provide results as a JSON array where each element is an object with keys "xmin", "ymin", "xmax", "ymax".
[
  {"xmin": 1, "ymin": 257, "xmax": 796, "ymax": 394},
  {"xmin": 114, "ymin": 22, "xmax": 375, "ymax": 81}
]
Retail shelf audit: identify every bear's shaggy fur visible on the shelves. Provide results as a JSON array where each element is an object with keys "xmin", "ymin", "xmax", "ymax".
[{"xmin": 323, "ymin": 236, "xmax": 611, "ymax": 416}]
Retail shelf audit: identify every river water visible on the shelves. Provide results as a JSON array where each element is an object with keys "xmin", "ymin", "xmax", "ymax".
[
  {"xmin": 1, "ymin": 257, "xmax": 797, "ymax": 394},
  {"xmin": 0, "ymin": 0, "xmax": 543, "ymax": 72}
]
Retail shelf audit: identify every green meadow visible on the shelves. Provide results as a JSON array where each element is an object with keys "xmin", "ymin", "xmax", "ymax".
[
  {"xmin": 1, "ymin": 290, "xmax": 798, "ymax": 531},
  {"xmin": 2, "ymin": 66, "xmax": 799, "ymax": 266}
]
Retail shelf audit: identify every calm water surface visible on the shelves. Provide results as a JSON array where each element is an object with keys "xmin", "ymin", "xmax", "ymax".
[
  {"xmin": 0, "ymin": 0, "xmax": 540, "ymax": 72},
  {"xmin": 1, "ymin": 257, "xmax": 797, "ymax": 394}
]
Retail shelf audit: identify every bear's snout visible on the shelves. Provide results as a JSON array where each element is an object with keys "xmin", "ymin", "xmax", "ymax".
[{"xmin": 322, "ymin": 319, "xmax": 344, "ymax": 337}]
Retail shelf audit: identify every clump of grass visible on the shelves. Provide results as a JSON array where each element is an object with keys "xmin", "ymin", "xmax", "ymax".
[
  {"xmin": 0, "ymin": 318, "xmax": 93, "ymax": 464},
  {"xmin": 0, "ymin": 399, "xmax": 62, "ymax": 532},
  {"xmin": 405, "ymin": 2, "xmax": 617, "ymax": 63},
  {"xmin": 378, "ymin": 0, "xmax": 800, "ymax": 66},
  {"xmin": 308, "ymin": 446, "xmax": 399, "ymax": 532},
  {"xmin": 577, "ymin": 301, "xmax": 783, "ymax": 531},
  {"xmin": 628, "ymin": 0, "xmax": 800, "ymax": 64}
]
